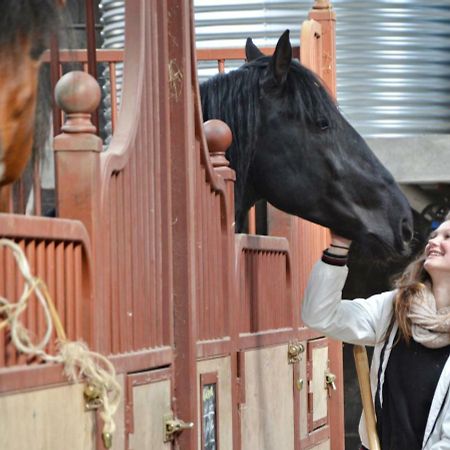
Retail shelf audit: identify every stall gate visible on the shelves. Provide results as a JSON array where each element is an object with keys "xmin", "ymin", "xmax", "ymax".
[{"xmin": 0, "ymin": 1, "xmax": 343, "ymax": 449}]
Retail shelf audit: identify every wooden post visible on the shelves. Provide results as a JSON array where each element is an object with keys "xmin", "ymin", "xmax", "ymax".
[
  {"xmin": 307, "ymin": 2, "xmax": 344, "ymax": 449},
  {"xmin": 205, "ymin": 118, "xmax": 241, "ymax": 450},
  {"xmin": 167, "ymin": 0, "xmax": 199, "ymax": 447},
  {"xmin": 53, "ymin": 70, "xmax": 102, "ymax": 349},
  {"xmin": 53, "ymin": 71, "xmax": 102, "ymax": 235},
  {"xmin": 354, "ymin": 345, "xmax": 381, "ymax": 450},
  {"xmin": 308, "ymin": 0, "xmax": 337, "ymax": 97}
]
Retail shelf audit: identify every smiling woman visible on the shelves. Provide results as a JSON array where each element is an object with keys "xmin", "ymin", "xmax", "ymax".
[
  {"xmin": 0, "ymin": 0, "xmax": 63, "ymax": 210},
  {"xmin": 424, "ymin": 219, "xmax": 450, "ymax": 285},
  {"xmin": 302, "ymin": 211, "xmax": 450, "ymax": 450}
]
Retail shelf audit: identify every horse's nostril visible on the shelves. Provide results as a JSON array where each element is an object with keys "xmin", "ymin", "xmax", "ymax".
[{"xmin": 401, "ymin": 218, "xmax": 413, "ymax": 243}]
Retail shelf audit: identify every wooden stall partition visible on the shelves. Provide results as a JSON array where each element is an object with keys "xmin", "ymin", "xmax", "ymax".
[
  {"xmin": 0, "ymin": 214, "xmax": 93, "ymax": 393},
  {"xmin": 52, "ymin": 0, "xmax": 201, "ymax": 447},
  {"xmin": 235, "ymin": 233, "xmax": 304, "ymax": 450},
  {"xmin": 264, "ymin": 1, "xmax": 342, "ymax": 448},
  {"xmin": 303, "ymin": 3, "xmax": 344, "ymax": 448},
  {"xmin": 54, "ymin": 0, "xmax": 173, "ymax": 365},
  {"xmin": 190, "ymin": 3, "xmax": 241, "ymax": 448}
]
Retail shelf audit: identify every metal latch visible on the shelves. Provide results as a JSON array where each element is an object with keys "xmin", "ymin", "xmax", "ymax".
[
  {"xmin": 288, "ymin": 342, "xmax": 305, "ymax": 364},
  {"xmin": 163, "ymin": 413, "xmax": 194, "ymax": 442},
  {"xmin": 325, "ymin": 372, "xmax": 337, "ymax": 396}
]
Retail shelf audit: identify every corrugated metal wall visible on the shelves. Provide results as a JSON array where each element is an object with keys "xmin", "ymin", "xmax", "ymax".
[
  {"xmin": 195, "ymin": 0, "xmax": 309, "ymax": 80},
  {"xmin": 194, "ymin": 0, "xmax": 450, "ymax": 137},
  {"xmin": 335, "ymin": 1, "xmax": 450, "ymax": 137}
]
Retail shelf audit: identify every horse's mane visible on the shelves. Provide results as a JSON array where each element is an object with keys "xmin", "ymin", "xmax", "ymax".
[
  {"xmin": 200, "ymin": 56, "xmax": 340, "ymax": 209},
  {"xmin": 0, "ymin": 1, "xmax": 59, "ymax": 55}
]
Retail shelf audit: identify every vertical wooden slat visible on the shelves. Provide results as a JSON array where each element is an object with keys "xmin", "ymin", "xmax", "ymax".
[
  {"xmin": 5, "ymin": 244, "xmax": 16, "ymax": 366},
  {"xmin": 84, "ymin": 0, "xmax": 99, "ymax": 131},
  {"xmin": 74, "ymin": 245, "xmax": 83, "ymax": 340},
  {"xmin": 46, "ymin": 241, "xmax": 56, "ymax": 355},
  {"xmin": 22, "ymin": 240, "xmax": 35, "ymax": 365},
  {"xmin": 203, "ymin": 181, "xmax": 210, "ymax": 339},
  {"xmin": 158, "ymin": 0, "xmax": 172, "ymax": 348},
  {"xmin": 124, "ymin": 173, "xmax": 134, "ymax": 352},
  {"xmin": 207, "ymin": 191, "xmax": 214, "ymax": 338},
  {"xmin": 140, "ymin": 81, "xmax": 153, "ymax": 349},
  {"xmin": 36, "ymin": 241, "xmax": 46, "ymax": 349},
  {"xmin": 55, "ymin": 242, "xmax": 65, "ymax": 347},
  {"xmin": 151, "ymin": 14, "xmax": 163, "ymax": 347},
  {"xmin": 109, "ymin": 62, "xmax": 118, "ymax": 132},
  {"xmin": 65, "ymin": 243, "xmax": 75, "ymax": 340},
  {"xmin": 0, "ymin": 246, "xmax": 5, "ymax": 366},
  {"xmin": 198, "ymin": 167, "xmax": 205, "ymax": 340},
  {"xmin": 110, "ymin": 177, "xmax": 120, "ymax": 354}
]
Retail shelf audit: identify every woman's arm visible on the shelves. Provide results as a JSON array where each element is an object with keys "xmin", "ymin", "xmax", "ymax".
[{"xmin": 302, "ymin": 235, "xmax": 394, "ymax": 346}]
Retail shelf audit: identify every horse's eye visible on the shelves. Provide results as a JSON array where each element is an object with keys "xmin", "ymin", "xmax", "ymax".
[{"xmin": 317, "ymin": 118, "xmax": 329, "ymax": 130}]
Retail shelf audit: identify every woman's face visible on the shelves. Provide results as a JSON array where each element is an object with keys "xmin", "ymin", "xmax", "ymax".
[{"xmin": 424, "ymin": 220, "xmax": 450, "ymax": 276}]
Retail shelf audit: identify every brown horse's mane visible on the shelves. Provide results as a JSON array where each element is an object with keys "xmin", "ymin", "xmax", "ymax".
[{"xmin": 0, "ymin": 1, "xmax": 59, "ymax": 57}]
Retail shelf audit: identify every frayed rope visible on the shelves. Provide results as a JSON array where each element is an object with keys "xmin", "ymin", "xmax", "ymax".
[{"xmin": 0, "ymin": 239, "xmax": 121, "ymax": 447}]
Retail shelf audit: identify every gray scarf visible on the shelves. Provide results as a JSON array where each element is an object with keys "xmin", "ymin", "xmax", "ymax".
[{"xmin": 407, "ymin": 283, "xmax": 450, "ymax": 349}]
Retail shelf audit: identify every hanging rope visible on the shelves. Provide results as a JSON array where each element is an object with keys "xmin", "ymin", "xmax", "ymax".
[{"xmin": 0, "ymin": 238, "xmax": 121, "ymax": 448}]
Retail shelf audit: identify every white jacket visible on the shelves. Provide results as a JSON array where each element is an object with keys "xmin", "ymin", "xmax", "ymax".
[{"xmin": 302, "ymin": 260, "xmax": 450, "ymax": 449}]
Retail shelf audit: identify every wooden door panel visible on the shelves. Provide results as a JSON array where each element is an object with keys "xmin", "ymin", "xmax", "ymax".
[
  {"xmin": 300, "ymin": 337, "xmax": 331, "ymax": 449},
  {"xmin": 197, "ymin": 357, "xmax": 233, "ymax": 450},
  {"xmin": 0, "ymin": 383, "xmax": 95, "ymax": 450},
  {"xmin": 126, "ymin": 369, "xmax": 172, "ymax": 450},
  {"xmin": 311, "ymin": 345, "xmax": 329, "ymax": 426},
  {"xmin": 240, "ymin": 345, "xmax": 295, "ymax": 450}
]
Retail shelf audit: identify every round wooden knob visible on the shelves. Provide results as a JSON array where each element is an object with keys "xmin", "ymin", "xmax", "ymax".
[
  {"xmin": 204, "ymin": 119, "xmax": 232, "ymax": 154},
  {"xmin": 55, "ymin": 71, "xmax": 101, "ymax": 114}
]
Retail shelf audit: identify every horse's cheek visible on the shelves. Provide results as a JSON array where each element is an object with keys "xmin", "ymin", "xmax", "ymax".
[{"xmin": 0, "ymin": 59, "xmax": 39, "ymax": 185}]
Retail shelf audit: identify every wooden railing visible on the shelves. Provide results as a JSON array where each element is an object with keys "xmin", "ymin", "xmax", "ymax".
[
  {"xmin": 0, "ymin": 215, "xmax": 92, "ymax": 371},
  {"xmin": 235, "ymin": 235, "xmax": 292, "ymax": 334}
]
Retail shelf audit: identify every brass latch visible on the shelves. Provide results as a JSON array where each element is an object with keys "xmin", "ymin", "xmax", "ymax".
[
  {"xmin": 288, "ymin": 342, "xmax": 305, "ymax": 364},
  {"xmin": 163, "ymin": 413, "xmax": 194, "ymax": 442},
  {"xmin": 325, "ymin": 372, "xmax": 337, "ymax": 396}
]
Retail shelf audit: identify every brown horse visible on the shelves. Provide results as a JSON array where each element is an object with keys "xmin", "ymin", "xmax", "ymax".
[{"xmin": 0, "ymin": 1, "xmax": 64, "ymax": 211}]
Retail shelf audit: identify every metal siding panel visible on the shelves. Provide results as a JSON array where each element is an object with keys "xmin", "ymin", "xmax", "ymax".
[
  {"xmin": 334, "ymin": 0, "xmax": 450, "ymax": 136},
  {"xmin": 195, "ymin": 0, "xmax": 450, "ymax": 136}
]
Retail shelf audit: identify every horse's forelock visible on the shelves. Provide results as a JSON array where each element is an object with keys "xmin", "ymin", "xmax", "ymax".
[
  {"xmin": 201, "ymin": 66, "xmax": 263, "ymax": 210},
  {"xmin": 0, "ymin": 1, "xmax": 59, "ymax": 51}
]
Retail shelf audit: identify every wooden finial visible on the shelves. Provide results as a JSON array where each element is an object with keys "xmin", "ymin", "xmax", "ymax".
[
  {"xmin": 204, "ymin": 119, "xmax": 233, "ymax": 168},
  {"xmin": 55, "ymin": 71, "xmax": 101, "ymax": 134}
]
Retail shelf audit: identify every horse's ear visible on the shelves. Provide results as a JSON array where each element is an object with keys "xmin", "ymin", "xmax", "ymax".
[
  {"xmin": 268, "ymin": 30, "xmax": 292, "ymax": 85},
  {"xmin": 246, "ymin": 38, "xmax": 265, "ymax": 62}
]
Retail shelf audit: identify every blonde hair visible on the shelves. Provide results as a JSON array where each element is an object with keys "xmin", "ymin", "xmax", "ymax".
[{"xmin": 391, "ymin": 210, "xmax": 450, "ymax": 341}]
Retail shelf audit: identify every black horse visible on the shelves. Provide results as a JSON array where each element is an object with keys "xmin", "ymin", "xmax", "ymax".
[{"xmin": 201, "ymin": 30, "xmax": 413, "ymax": 257}]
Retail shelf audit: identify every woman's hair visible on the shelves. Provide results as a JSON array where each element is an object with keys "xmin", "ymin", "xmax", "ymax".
[{"xmin": 391, "ymin": 211, "xmax": 450, "ymax": 341}]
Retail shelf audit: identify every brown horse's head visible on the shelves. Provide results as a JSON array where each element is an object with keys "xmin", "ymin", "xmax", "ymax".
[{"xmin": 0, "ymin": 1, "xmax": 62, "ymax": 209}]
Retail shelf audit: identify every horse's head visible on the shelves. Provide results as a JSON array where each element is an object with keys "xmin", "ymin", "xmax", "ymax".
[
  {"xmin": 244, "ymin": 31, "xmax": 413, "ymax": 256},
  {"xmin": 201, "ymin": 30, "xmax": 413, "ymax": 257},
  {"xmin": 0, "ymin": 1, "xmax": 61, "ymax": 195}
]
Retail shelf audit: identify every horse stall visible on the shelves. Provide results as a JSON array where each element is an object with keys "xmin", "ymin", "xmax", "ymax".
[{"xmin": 0, "ymin": 1, "xmax": 344, "ymax": 449}]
